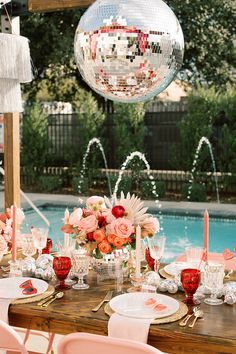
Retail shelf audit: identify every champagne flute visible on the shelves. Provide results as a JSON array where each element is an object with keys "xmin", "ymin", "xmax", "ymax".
[
  {"xmin": 32, "ymin": 227, "xmax": 48, "ymax": 257},
  {"xmin": 147, "ymin": 236, "xmax": 166, "ymax": 273}
]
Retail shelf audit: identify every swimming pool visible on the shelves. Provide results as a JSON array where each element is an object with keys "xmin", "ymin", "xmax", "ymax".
[{"xmin": 22, "ymin": 205, "xmax": 236, "ymax": 262}]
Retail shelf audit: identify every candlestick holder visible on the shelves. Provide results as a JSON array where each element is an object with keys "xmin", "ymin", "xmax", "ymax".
[
  {"xmin": 9, "ymin": 260, "xmax": 22, "ymax": 277},
  {"xmin": 127, "ymin": 272, "xmax": 146, "ymax": 292}
]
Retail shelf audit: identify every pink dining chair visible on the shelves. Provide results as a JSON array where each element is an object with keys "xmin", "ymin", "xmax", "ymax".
[
  {"xmin": 57, "ymin": 332, "xmax": 166, "ymax": 354},
  {"xmin": 0, "ymin": 319, "xmax": 28, "ymax": 354}
]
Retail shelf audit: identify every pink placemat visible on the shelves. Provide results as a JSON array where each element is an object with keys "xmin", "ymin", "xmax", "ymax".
[{"xmin": 175, "ymin": 253, "xmax": 236, "ymax": 270}]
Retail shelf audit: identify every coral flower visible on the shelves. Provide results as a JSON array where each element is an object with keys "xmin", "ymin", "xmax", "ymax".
[{"xmin": 98, "ymin": 240, "xmax": 112, "ymax": 254}]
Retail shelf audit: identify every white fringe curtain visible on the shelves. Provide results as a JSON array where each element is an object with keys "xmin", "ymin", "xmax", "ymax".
[{"xmin": 0, "ymin": 33, "xmax": 33, "ymax": 113}]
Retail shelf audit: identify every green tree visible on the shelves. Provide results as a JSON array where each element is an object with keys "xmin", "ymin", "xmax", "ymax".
[
  {"xmin": 111, "ymin": 103, "xmax": 146, "ymax": 167},
  {"xmin": 166, "ymin": 0, "xmax": 236, "ymax": 88},
  {"xmin": 21, "ymin": 102, "xmax": 49, "ymax": 181},
  {"xmin": 171, "ymin": 86, "xmax": 236, "ymax": 175},
  {"xmin": 20, "ymin": 1, "xmax": 236, "ymax": 99}
]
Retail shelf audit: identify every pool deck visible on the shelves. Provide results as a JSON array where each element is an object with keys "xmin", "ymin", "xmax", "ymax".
[{"xmin": 1, "ymin": 191, "xmax": 236, "ymax": 218}]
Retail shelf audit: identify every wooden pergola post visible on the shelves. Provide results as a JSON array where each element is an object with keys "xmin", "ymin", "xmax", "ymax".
[
  {"xmin": 1, "ymin": 12, "xmax": 21, "ymax": 209},
  {"xmin": 1, "ymin": 0, "xmax": 95, "ymax": 210},
  {"xmin": 4, "ymin": 113, "xmax": 20, "ymax": 209}
]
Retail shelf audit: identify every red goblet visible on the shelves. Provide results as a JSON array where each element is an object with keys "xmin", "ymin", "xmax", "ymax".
[
  {"xmin": 42, "ymin": 238, "xmax": 53, "ymax": 254},
  {"xmin": 180, "ymin": 268, "xmax": 201, "ymax": 305},
  {"xmin": 53, "ymin": 256, "xmax": 72, "ymax": 290}
]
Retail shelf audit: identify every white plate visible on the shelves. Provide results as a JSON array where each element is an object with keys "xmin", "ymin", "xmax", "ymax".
[
  {"xmin": 164, "ymin": 262, "xmax": 200, "ymax": 277},
  {"xmin": 109, "ymin": 292, "xmax": 179, "ymax": 319},
  {"xmin": 0, "ymin": 277, "xmax": 48, "ymax": 299}
]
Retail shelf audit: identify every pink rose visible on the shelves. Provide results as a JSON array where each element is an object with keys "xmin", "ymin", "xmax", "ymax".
[
  {"xmin": 69, "ymin": 208, "xmax": 83, "ymax": 226},
  {"xmin": 141, "ymin": 217, "xmax": 160, "ymax": 237},
  {"xmin": 77, "ymin": 215, "xmax": 98, "ymax": 233},
  {"xmin": 110, "ymin": 218, "xmax": 134, "ymax": 238},
  {"xmin": 0, "ymin": 235, "xmax": 7, "ymax": 252}
]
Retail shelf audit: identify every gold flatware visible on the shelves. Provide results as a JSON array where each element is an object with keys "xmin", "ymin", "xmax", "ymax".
[
  {"xmin": 37, "ymin": 291, "xmax": 59, "ymax": 307},
  {"xmin": 42, "ymin": 291, "xmax": 64, "ymax": 308},
  {"xmin": 92, "ymin": 290, "xmax": 113, "ymax": 312},
  {"xmin": 178, "ymin": 306, "xmax": 200, "ymax": 327},
  {"xmin": 188, "ymin": 309, "xmax": 204, "ymax": 328}
]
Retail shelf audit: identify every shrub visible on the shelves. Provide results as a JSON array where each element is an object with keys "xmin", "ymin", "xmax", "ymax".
[
  {"xmin": 110, "ymin": 175, "xmax": 132, "ymax": 196},
  {"xmin": 181, "ymin": 183, "xmax": 207, "ymax": 202},
  {"xmin": 38, "ymin": 175, "xmax": 62, "ymax": 192},
  {"xmin": 140, "ymin": 180, "xmax": 166, "ymax": 199}
]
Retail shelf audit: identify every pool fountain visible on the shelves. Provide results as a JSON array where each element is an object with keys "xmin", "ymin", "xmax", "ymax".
[
  {"xmin": 187, "ymin": 136, "xmax": 220, "ymax": 204},
  {"xmin": 77, "ymin": 138, "xmax": 112, "ymax": 197}
]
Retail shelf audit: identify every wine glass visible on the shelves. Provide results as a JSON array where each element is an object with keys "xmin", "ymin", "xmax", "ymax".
[
  {"xmin": 147, "ymin": 236, "xmax": 166, "ymax": 273},
  {"xmin": 204, "ymin": 263, "xmax": 225, "ymax": 305},
  {"xmin": 32, "ymin": 227, "xmax": 48, "ymax": 257},
  {"xmin": 53, "ymin": 256, "xmax": 72, "ymax": 290},
  {"xmin": 72, "ymin": 249, "xmax": 90, "ymax": 290},
  {"xmin": 181, "ymin": 268, "xmax": 201, "ymax": 305}
]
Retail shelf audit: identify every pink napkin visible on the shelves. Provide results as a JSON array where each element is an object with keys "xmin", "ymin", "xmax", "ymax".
[
  {"xmin": 175, "ymin": 252, "xmax": 236, "ymax": 270},
  {"xmin": 108, "ymin": 313, "xmax": 152, "ymax": 343},
  {"xmin": 0, "ymin": 298, "xmax": 12, "ymax": 323}
]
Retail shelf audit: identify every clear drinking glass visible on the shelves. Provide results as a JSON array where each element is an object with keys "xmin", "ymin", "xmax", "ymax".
[
  {"xmin": 204, "ymin": 263, "xmax": 225, "ymax": 305},
  {"xmin": 147, "ymin": 236, "xmax": 166, "ymax": 273},
  {"xmin": 32, "ymin": 227, "xmax": 48, "ymax": 257},
  {"xmin": 21, "ymin": 234, "xmax": 36, "ymax": 262},
  {"xmin": 72, "ymin": 249, "xmax": 90, "ymax": 290}
]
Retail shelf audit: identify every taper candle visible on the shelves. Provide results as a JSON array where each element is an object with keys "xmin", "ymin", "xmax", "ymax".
[
  {"xmin": 135, "ymin": 225, "xmax": 141, "ymax": 278},
  {"xmin": 11, "ymin": 203, "xmax": 17, "ymax": 262},
  {"xmin": 204, "ymin": 209, "xmax": 209, "ymax": 263}
]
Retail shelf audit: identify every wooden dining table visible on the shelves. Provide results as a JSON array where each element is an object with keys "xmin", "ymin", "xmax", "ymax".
[{"xmin": 3, "ymin": 268, "xmax": 236, "ymax": 354}]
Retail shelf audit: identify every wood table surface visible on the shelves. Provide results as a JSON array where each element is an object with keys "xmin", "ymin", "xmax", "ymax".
[
  {"xmin": 0, "ymin": 271, "xmax": 233, "ymax": 354},
  {"xmin": 5, "ymin": 269, "xmax": 236, "ymax": 354}
]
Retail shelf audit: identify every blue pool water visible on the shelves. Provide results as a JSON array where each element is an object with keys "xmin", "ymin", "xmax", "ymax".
[{"xmin": 22, "ymin": 206, "xmax": 236, "ymax": 262}]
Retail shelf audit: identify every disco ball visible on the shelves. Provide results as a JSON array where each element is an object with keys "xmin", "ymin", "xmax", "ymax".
[{"xmin": 74, "ymin": 0, "xmax": 184, "ymax": 103}]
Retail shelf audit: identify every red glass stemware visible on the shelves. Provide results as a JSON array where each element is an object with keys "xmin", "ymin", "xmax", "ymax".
[
  {"xmin": 180, "ymin": 268, "xmax": 201, "ymax": 305},
  {"xmin": 42, "ymin": 238, "xmax": 53, "ymax": 254},
  {"xmin": 53, "ymin": 256, "xmax": 72, "ymax": 290}
]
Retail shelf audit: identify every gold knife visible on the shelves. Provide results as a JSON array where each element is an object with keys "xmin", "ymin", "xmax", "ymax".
[{"xmin": 92, "ymin": 290, "xmax": 113, "ymax": 312}]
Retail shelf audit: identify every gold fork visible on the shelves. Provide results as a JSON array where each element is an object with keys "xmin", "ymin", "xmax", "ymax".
[{"xmin": 92, "ymin": 290, "xmax": 113, "ymax": 312}]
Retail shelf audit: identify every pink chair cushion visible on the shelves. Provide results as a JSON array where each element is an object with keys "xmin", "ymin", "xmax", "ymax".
[{"xmin": 58, "ymin": 332, "xmax": 165, "ymax": 354}]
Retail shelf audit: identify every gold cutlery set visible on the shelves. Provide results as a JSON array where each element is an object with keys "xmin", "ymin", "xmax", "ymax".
[
  {"xmin": 37, "ymin": 291, "xmax": 64, "ymax": 307},
  {"xmin": 179, "ymin": 306, "xmax": 204, "ymax": 328}
]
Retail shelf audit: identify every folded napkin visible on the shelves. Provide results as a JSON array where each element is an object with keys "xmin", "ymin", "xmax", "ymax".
[
  {"xmin": 108, "ymin": 313, "xmax": 152, "ymax": 343},
  {"xmin": 0, "ymin": 298, "xmax": 12, "ymax": 323}
]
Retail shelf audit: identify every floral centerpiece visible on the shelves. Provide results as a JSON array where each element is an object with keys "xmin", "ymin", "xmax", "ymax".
[
  {"xmin": 0, "ymin": 206, "xmax": 25, "ymax": 255},
  {"xmin": 61, "ymin": 193, "xmax": 159, "ymax": 259}
]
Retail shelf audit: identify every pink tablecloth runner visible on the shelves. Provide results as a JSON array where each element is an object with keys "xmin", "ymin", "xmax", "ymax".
[
  {"xmin": 0, "ymin": 298, "xmax": 12, "ymax": 323},
  {"xmin": 175, "ymin": 253, "xmax": 236, "ymax": 270}
]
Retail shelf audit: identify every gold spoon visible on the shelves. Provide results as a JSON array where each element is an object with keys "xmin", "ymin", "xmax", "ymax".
[
  {"xmin": 179, "ymin": 306, "xmax": 200, "ymax": 327},
  {"xmin": 42, "ymin": 291, "xmax": 64, "ymax": 308},
  {"xmin": 188, "ymin": 309, "xmax": 204, "ymax": 328}
]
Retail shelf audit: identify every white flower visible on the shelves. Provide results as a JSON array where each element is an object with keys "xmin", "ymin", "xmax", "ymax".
[{"xmin": 105, "ymin": 192, "xmax": 149, "ymax": 225}]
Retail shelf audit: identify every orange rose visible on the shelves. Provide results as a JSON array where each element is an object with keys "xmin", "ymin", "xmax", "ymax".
[
  {"xmin": 107, "ymin": 233, "xmax": 116, "ymax": 244},
  {"xmin": 112, "ymin": 236, "xmax": 124, "ymax": 249},
  {"xmin": 93, "ymin": 229, "xmax": 106, "ymax": 243},
  {"xmin": 98, "ymin": 240, "xmax": 112, "ymax": 254}
]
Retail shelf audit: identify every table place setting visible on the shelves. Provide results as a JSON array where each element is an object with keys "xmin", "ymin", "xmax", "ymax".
[
  {"xmin": 0, "ymin": 277, "xmax": 50, "ymax": 323},
  {"xmin": 106, "ymin": 292, "xmax": 185, "ymax": 343}
]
